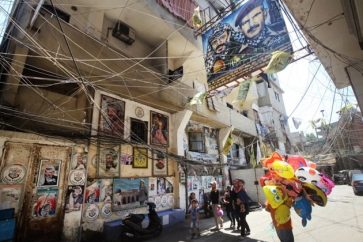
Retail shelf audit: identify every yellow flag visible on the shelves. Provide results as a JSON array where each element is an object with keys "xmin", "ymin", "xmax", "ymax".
[
  {"xmin": 232, "ymin": 79, "xmax": 251, "ymax": 107},
  {"xmin": 265, "ymin": 51, "xmax": 291, "ymax": 74},
  {"xmin": 222, "ymin": 134, "xmax": 233, "ymax": 155},
  {"xmin": 192, "ymin": 7, "xmax": 202, "ymax": 29},
  {"xmin": 189, "ymin": 91, "xmax": 207, "ymax": 105}
]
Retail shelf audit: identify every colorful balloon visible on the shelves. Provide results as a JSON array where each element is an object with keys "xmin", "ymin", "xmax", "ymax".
[
  {"xmin": 293, "ymin": 196, "xmax": 312, "ymax": 227},
  {"xmin": 263, "ymin": 185, "xmax": 287, "ymax": 209},
  {"xmin": 272, "ymin": 160, "xmax": 295, "ymax": 179},
  {"xmin": 286, "ymin": 155, "xmax": 307, "ymax": 171},
  {"xmin": 302, "ymin": 183, "xmax": 327, "ymax": 207},
  {"xmin": 261, "ymin": 152, "xmax": 283, "ymax": 168},
  {"xmin": 306, "ymin": 160, "xmax": 317, "ymax": 169},
  {"xmin": 278, "ymin": 178, "xmax": 303, "ymax": 198},
  {"xmin": 275, "ymin": 204, "xmax": 291, "ymax": 226},
  {"xmin": 295, "ymin": 167, "xmax": 322, "ymax": 183},
  {"xmin": 317, "ymin": 175, "xmax": 335, "ymax": 195}
]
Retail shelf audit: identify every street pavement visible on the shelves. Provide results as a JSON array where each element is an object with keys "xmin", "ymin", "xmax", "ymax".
[{"xmin": 148, "ymin": 185, "xmax": 363, "ymax": 242}]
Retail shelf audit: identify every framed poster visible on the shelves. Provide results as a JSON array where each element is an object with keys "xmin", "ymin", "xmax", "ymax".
[
  {"xmin": 133, "ymin": 147, "xmax": 148, "ymax": 168},
  {"xmin": 98, "ymin": 147, "xmax": 120, "ymax": 177},
  {"xmin": 33, "ymin": 187, "xmax": 58, "ymax": 218},
  {"xmin": 99, "ymin": 95, "xmax": 125, "ymax": 137},
  {"xmin": 150, "ymin": 111, "xmax": 169, "ymax": 146},
  {"xmin": 85, "ymin": 179, "xmax": 100, "ymax": 204},
  {"xmin": 71, "ymin": 153, "xmax": 87, "ymax": 170},
  {"xmin": 65, "ymin": 185, "xmax": 84, "ymax": 213},
  {"xmin": 152, "ymin": 150, "xmax": 168, "ymax": 176},
  {"xmin": 37, "ymin": 160, "xmax": 61, "ymax": 187}
]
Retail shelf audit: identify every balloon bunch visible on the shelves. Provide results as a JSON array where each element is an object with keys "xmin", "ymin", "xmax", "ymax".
[{"xmin": 260, "ymin": 152, "xmax": 335, "ymax": 227}]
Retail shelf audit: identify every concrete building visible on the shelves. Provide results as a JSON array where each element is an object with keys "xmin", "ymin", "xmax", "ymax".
[
  {"xmin": 256, "ymin": 74, "xmax": 291, "ymax": 154},
  {"xmin": 0, "ymin": 1, "xmax": 264, "ymax": 241}
]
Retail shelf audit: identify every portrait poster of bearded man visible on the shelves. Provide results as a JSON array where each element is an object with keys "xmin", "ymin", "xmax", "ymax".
[
  {"xmin": 234, "ymin": 0, "xmax": 292, "ymax": 56},
  {"xmin": 204, "ymin": 23, "xmax": 245, "ymax": 83}
]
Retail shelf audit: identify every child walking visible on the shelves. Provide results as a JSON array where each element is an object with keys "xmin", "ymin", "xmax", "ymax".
[
  {"xmin": 216, "ymin": 204, "xmax": 224, "ymax": 228},
  {"xmin": 189, "ymin": 199, "xmax": 201, "ymax": 239}
]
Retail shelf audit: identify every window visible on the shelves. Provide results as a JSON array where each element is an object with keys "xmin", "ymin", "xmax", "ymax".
[
  {"xmin": 188, "ymin": 132, "xmax": 205, "ymax": 153},
  {"xmin": 130, "ymin": 118, "xmax": 148, "ymax": 143},
  {"xmin": 231, "ymin": 144, "xmax": 240, "ymax": 160},
  {"xmin": 274, "ymin": 91, "xmax": 280, "ymax": 102}
]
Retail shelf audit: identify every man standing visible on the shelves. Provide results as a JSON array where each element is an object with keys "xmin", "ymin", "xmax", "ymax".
[{"xmin": 209, "ymin": 181, "xmax": 221, "ymax": 230}]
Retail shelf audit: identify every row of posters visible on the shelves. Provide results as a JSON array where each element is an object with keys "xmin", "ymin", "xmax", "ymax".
[
  {"xmin": 81, "ymin": 177, "xmax": 175, "ymax": 221},
  {"xmin": 91, "ymin": 146, "xmax": 168, "ymax": 178},
  {"xmin": 31, "ymin": 177, "xmax": 175, "ymax": 219},
  {"xmin": 99, "ymin": 95, "xmax": 169, "ymax": 147}
]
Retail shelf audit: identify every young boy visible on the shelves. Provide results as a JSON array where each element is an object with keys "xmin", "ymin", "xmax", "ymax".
[{"xmin": 189, "ymin": 199, "xmax": 201, "ymax": 239}]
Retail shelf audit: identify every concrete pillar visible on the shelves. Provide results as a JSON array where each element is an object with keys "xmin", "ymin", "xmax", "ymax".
[
  {"xmin": 2, "ymin": 46, "xmax": 28, "ymax": 106},
  {"xmin": 170, "ymin": 110, "xmax": 192, "ymax": 156},
  {"xmin": 170, "ymin": 110, "xmax": 192, "ymax": 210}
]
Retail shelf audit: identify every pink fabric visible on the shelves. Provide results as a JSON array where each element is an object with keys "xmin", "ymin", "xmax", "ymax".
[{"xmin": 157, "ymin": 0, "xmax": 197, "ymax": 27}]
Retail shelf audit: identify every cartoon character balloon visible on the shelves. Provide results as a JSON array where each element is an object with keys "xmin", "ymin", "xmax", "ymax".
[
  {"xmin": 293, "ymin": 196, "xmax": 312, "ymax": 227},
  {"xmin": 286, "ymin": 155, "xmax": 307, "ymax": 171},
  {"xmin": 316, "ymin": 175, "xmax": 335, "ymax": 195},
  {"xmin": 261, "ymin": 152, "xmax": 283, "ymax": 169},
  {"xmin": 275, "ymin": 204, "xmax": 291, "ymax": 226},
  {"xmin": 278, "ymin": 178, "xmax": 303, "ymax": 198},
  {"xmin": 295, "ymin": 167, "xmax": 322, "ymax": 184},
  {"xmin": 302, "ymin": 183, "xmax": 327, "ymax": 207},
  {"xmin": 263, "ymin": 185, "xmax": 287, "ymax": 209},
  {"xmin": 272, "ymin": 161, "xmax": 295, "ymax": 179}
]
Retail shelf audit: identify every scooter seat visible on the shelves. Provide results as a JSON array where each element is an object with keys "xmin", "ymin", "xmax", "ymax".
[{"xmin": 124, "ymin": 213, "xmax": 145, "ymax": 224}]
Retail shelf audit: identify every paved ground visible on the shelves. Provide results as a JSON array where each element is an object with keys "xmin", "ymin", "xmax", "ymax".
[{"xmin": 148, "ymin": 185, "xmax": 363, "ymax": 242}]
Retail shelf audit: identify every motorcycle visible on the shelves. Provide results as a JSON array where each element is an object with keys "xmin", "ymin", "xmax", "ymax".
[{"xmin": 121, "ymin": 202, "xmax": 162, "ymax": 241}]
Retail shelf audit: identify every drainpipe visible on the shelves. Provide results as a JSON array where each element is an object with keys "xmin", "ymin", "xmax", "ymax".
[{"xmin": 29, "ymin": 0, "xmax": 45, "ymax": 28}]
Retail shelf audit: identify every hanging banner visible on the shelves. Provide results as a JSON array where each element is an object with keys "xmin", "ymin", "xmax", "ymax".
[{"xmin": 202, "ymin": 0, "xmax": 292, "ymax": 89}]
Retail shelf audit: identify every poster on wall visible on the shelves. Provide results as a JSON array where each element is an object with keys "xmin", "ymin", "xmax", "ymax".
[
  {"xmin": 132, "ymin": 147, "xmax": 148, "ymax": 168},
  {"xmin": 98, "ymin": 147, "xmax": 120, "ymax": 177},
  {"xmin": 85, "ymin": 179, "xmax": 100, "ymax": 204},
  {"xmin": 100, "ymin": 179, "xmax": 113, "ymax": 204},
  {"xmin": 71, "ymin": 152, "xmax": 87, "ymax": 170},
  {"xmin": 202, "ymin": 0, "xmax": 292, "ymax": 89},
  {"xmin": 148, "ymin": 177, "xmax": 157, "ymax": 197},
  {"xmin": 1, "ymin": 164, "xmax": 26, "ymax": 184},
  {"xmin": 37, "ymin": 159, "xmax": 61, "ymax": 187},
  {"xmin": 120, "ymin": 144, "xmax": 133, "ymax": 165},
  {"xmin": 156, "ymin": 177, "xmax": 173, "ymax": 195},
  {"xmin": 33, "ymin": 187, "xmax": 58, "ymax": 218},
  {"xmin": 152, "ymin": 150, "xmax": 168, "ymax": 176},
  {"xmin": 148, "ymin": 177, "xmax": 174, "ymax": 211},
  {"xmin": 99, "ymin": 94, "xmax": 125, "ymax": 136},
  {"xmin": 150, "ymin": 111, "xmax": 169, "ymax": 146},
  {"xmin": 65, "ymin": 185, "xmax": 84, "ymax": 213},
  {"xmin": 0, "ymin": 184, "xmax": 22, "ymax": 213},
  {"xmin": 113, "ymin": 178, "xmax": 149, "ymax": 211}
]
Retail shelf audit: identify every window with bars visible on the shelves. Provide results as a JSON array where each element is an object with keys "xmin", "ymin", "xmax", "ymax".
[{"xmin": 188, "ymin": 132, "xmax": 205, "ymax": 153}]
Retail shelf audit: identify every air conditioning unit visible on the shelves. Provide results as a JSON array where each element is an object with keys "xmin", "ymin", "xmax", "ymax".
[{"xmin": 112, "ymin": 21, "xmax": 135, "ymax": 45}]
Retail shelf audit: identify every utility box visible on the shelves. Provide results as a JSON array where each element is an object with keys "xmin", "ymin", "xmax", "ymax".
[{"xmin": 0, "ymin": 208, "xmax": 16, "ymax": 242}]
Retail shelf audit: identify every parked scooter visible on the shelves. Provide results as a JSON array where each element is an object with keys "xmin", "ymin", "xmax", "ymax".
[{"xmin": 121, "ymin": 202, "xmax": 162, "ymax": 241}]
